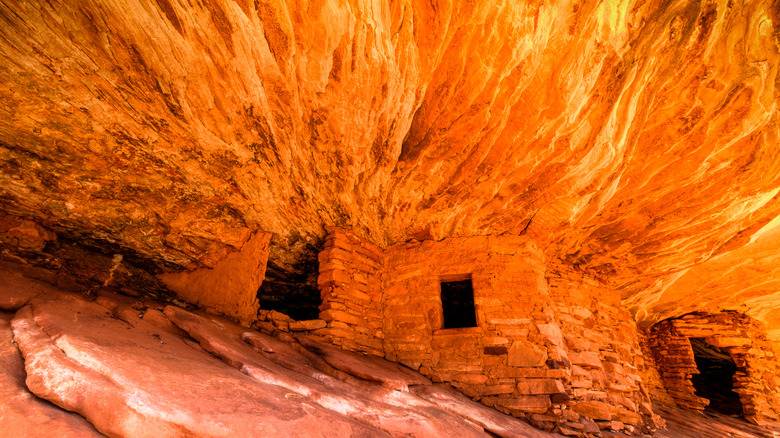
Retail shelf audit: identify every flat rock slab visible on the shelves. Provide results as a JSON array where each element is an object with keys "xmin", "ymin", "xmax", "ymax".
[
  {"xmin": 164, "ymin": 306, "xmax": 488, "ymax": 437},
  {"xmin": 410, "ymin": 384, "xmax": 560, "ymax": 438},
  {"xmin": 0, "ymin": 268, "xmax": 65, "ymax": 311},
  {"xmin": 296, "ymin": 335, "xmax": 431, "ymax": 391},
  {"xmin": 164, "ymin": 306, "xmax": 324, "ymax": 374},
  {"xmin": 11, "ymin": 294, "xmax": 383, "ymax": 437},
  {"xmin": 652, "ymin": 404, "xmax": 780, "ymax": 438},
  {"xmin": 0, "ymin": 312, "xmax": 104, "ymax": 437}
]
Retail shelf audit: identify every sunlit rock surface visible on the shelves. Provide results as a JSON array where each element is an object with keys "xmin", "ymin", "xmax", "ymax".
[
  {"xmin": 632, "ymin": 218, "xmax": 780, "ymax": 343},
  {"xmin": 2, "ymin": 268, "xmax": 553, "ymax": 438},
  {"xmin": 0, "ymin": 0, "xmax": 779, "ymax": 337},
  {"xmin": 158, "ymin": 230, "xmax": 272, "ymax": 325},
  {"xmin": 0, "ymin": 313, "xmax": 103, "ymax": 437}
]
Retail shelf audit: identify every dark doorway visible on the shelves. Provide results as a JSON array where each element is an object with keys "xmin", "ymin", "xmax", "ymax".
[
  {"xmin": 690, "ymin": 337, "xmax": 743, "ymax": 416},
  {"xmin": 257, "ymin": 240, "xmax": 324, "ymax": 321},
  {"xmin": 440, "ymin": 278, "xmax": 477, "ymax": 329},
  {"xmin": 257, "ymin": 278, "xmax": 321, "ymax": 321}
]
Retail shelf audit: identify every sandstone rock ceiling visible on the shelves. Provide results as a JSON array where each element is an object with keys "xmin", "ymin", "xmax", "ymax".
[{"xmin": 0, "ymin": 0, "xmax": 779, "ymax": 324}]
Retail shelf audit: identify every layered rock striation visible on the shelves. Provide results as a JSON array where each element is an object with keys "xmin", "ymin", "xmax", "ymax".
[
  {"xmin": 0, "ymin": 0, "xmax": 779, "ymax": 329},
  {"xmin": 2, "ymin": 0, "xmax": 780, "ymax": 436}
]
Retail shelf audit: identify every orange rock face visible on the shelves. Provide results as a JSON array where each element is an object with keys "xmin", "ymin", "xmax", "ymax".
[
  {"xmin": 158, "ymin": 231, "xmax": 271, "ymax": 325},
  {"xmin": 0, "ymin": 0, "xmax": 779, "ymax": 332}
]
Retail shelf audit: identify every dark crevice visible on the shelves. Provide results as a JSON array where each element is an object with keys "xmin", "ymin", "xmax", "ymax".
[
  {"xmin": 257, "ymin": 278, "xmax": 320, "ymax": 321},
  {"xmin": 690, "ymin": 337, "xmax": 743, "ymax": 417},
  {"xmin": 257, "ymin": 241, "xmax": 323, "ymax": 321}
]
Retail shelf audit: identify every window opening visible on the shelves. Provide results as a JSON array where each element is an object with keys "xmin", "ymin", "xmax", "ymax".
[
  {"xmin": 440, "ymin": 278, "xmax": 477, "ymax": 329},
  {"xmin": 690, "ymin": 337, "xmax": 743, "ymax": 416}
]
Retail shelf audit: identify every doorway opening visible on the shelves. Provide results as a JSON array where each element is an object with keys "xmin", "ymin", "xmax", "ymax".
[
  {"xmin": 690, "ymin": 337, "xmax": 743, "ymax": 416},
  {"xmin": 257, "ymin": 241, "xmax": 324, "ymax": 321},
  {"xmin": 440, "ymin": 277, "xmax": 477, "ymax": 329}
]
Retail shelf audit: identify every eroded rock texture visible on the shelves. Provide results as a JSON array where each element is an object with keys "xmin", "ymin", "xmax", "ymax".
[
  {"xmin": 159, "ymin": 230, "xmax": 272, "ymax": 324},
  {"xmin": 2, "ymin": 268, "xmax": 554, "ymax": 438},
  {"xmin": 0, "ymin": 313, "xmax": 103, "ymax": 437},
  {"xmin": 1, "ymin": 0, "xmax": 779, "ymax": 329}
]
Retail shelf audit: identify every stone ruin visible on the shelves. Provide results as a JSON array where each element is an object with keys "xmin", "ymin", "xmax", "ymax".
[
  {"xmin": 241, "ymin": 227, "xmax": 780, "ymax": 435},
  {"xmin": 4, "ymin": 209, "xmax": 780, "ymax": 436},
  {"xmin": 648, "ymin": 312, "xmax": 780, "ymax": 424},
  {"xmin": 2, "ymin": 0, "xmax": 780, "ymax": 436}
]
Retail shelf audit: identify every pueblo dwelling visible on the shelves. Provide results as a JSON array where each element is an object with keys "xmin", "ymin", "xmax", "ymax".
[{"xmin": 2, "ymin": 0, "xmax": 780, "ymax": 437}]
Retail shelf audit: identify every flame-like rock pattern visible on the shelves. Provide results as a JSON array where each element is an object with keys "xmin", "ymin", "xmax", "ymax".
[{"xmin": 0, "ymin": 0, "xmax": 779, "ymax": 325}]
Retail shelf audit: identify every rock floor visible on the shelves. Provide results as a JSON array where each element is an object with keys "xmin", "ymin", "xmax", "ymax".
[
  {"xmin": 1, "ymin": 263, "xmax": 780, "ymax": 438},
  {"xmin": 651, "ymin": 405, "xmax": 780, "ymax": 438},
  {"xmin": 0, "ymin": 264, "xmax": 555, "ymax": 438}
]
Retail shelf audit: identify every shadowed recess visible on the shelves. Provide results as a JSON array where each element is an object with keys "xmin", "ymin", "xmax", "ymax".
[
  {"xmin": 690, "ymin": 337, "xmax": 744, "ymax": 417},
  {"xmin": 440, "ymin": 279, "xmax": 477, "ymax": 329},
  {"xmin": 258, "ymin": 242, "xmax": 323, "ymax": 321}
]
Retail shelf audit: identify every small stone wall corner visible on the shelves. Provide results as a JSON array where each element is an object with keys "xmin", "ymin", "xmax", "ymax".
[{"xmin": 314, "ymin": 227, "xmax": 384, "ymax": 356}]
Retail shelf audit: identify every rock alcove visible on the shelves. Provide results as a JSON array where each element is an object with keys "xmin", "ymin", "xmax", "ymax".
[
  {"xmin": 690, "ymin": 338, "xmax": 743, "ymax": 417},
  {"xmin": 2, "ymin": 0, "xmax": 780, "ymax": 436}
]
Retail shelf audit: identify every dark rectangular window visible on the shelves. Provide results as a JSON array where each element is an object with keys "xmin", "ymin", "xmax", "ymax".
[{"xmin": 440, "ymin": 279, "xmax": 477, "ymax": 328}]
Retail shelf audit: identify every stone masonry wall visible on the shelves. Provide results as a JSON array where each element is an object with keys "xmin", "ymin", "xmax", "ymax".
[
  {"xmin": 546, "ymin": 261, "xmax": 659, "ymax": 435},
  {"xmin": 648, "ymin": 312, "xmax": 780, "ymax": 425},
  {"xmin": 314, "ymin": 227, "xmax": 384, "ymax": 356},
  {"xmin": 636, "ymin": 331, "xmax": 676, "ymax": 407},
  {"xmin": 291, "ymin": 231, "xmax": 669, "ymax": 435},
  {"xmin": 380, "ymin": 235, "xmax": 582, "ymax": 433},
  {"xmin": 647, "ymin": 328, "xmax": 707, "ymax": 412}
]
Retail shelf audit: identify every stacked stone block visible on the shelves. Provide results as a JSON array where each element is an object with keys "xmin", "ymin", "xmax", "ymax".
[
  {"xmin": 380, "ymin": 236, "xmax": 577, "ymax": 432},
  {"xmin": 313, "ymin": 227, "xmax": 384, "ymax": 356},
  {"xmin": 635, "ymin": 332, "xmax": 676, "ymax": 406},
  {"xmin": 648, "ymin": 312, "xmax": 780, "ymax": 425},
  {"xmin": 546, "ymin": 261, "xmax": 659, "ymax": 435},
  {"xmin": 268, "ymin": 230, "xmax": 674, "ymax": 436},
  {"xmin": 646, "ymin": 333, "xmax": 707, "ymax": 411}
]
